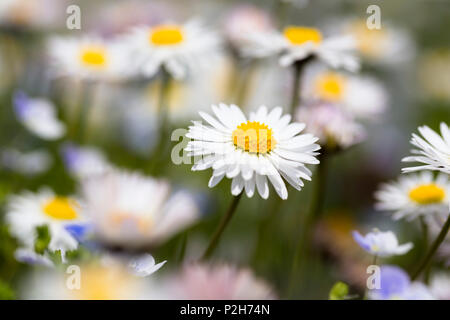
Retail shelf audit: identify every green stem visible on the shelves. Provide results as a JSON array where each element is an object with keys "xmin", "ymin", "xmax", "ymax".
[
  {"xmin": 412, "ymin": 211, "xmax": 450, "ymax": 281},
  {"xmin": 76, "ymin": 80, "xmax": 95, "ymax": 144},
  {"xmin": 289, "ymin": 56, "xmax": 314, "ymax": 116},
  {"xmin": 372, "ymin": 254, "xmax": 378, "ymax": 266},
  {"xmin": 287, "ymin": 152, "xmax": 328, "ymax": 296},
  {"xmin": 202, "ymin": 193, "xmax": 243, "ymax": 260}
]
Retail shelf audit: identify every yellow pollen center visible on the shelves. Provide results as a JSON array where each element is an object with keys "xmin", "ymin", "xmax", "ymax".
[
  {"xmin": 232, "ymin": 121, "xmax": 276, "ymax": 154},
  {"xmin": 283, "ymin": 26, "xmax": 322, "ymax": 45},
  {"xmin": 409, "ymin": 184, "xmax": 445, "ymax": 205},
  {"xmin": 80, "ymin": 47, "xmax": 107, "ymax": 68},
  {"xmin": 150, "ymin": 25, "xmax": 184, "ymax": 45},
  {"xmin": 315, "ymin": 72, "xmax": 347, "ymax": 101},
  {"xmin": 43, "ymin": 197, "xmax": 78, "ymax": 220}
]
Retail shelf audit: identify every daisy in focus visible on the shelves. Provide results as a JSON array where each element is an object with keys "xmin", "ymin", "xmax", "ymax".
[
  {"xmin": 402, "ymin": 123, "xmax": 450, "ymax": 174},
  {"xmin": 302, "ymin": 67, "xmax": 388, "ymax": 119},
  {"xmin": 159, "ymin": 263, "xmax": 275, "ymax": 299},
  {"xmin": 368, "ymin": 265, "xmax": 434, "ymax": 300},
  {"xmin": 80, "ymin": 169, "xmax": 201, "ymax": 248},
  {"xmin": 5, "ymin": 188, "xmax": 86, "ymax": 257},
  {"xmin": 375, "ymin": 172, "xmax": 450, "ymax": 221},
  {"xmin": 240, "ymin": 25, "xmax": 359, "ymax": 71},
  {"xmin": 185, "ymin": 104, "xmax": 321, "ymax": 200},
  {"xmin": 48, "ymin": 36, "xmax": 129, "ymax": 80},
  {"xmin": 352, "ymin": 229, "xmax": 413, "ymax": 257},
  {"xmin": 126, "ymin": 20, "xmax": 221, "ymax": 79},
  {"xmin": 295, "ymin": 102, "xmax": 365, "ymax": 150},
  {"xmin": 13, "ymin": 91, "xmax": 65, "ymax": 140}
]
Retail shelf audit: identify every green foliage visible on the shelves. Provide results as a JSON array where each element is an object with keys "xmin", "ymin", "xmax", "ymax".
[
  {"xmin": 329, "ymin": 281, "xmax": 349, "ymax": 300},
  {"xmin": 0, "ymin": 279, "xmax": 15, "ymax": 300},
  {"xmin": 34, "ymin": 225, "xmax": 51, "ymax": 255}
]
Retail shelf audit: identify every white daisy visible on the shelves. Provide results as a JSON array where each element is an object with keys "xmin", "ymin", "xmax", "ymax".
[
  {"xmin": 402, "ymin": 123, "xmax": 450, "ymax": 174},
  {"xmin": 81, "ymin": 169, "xmax": 201, "ymax": 248},
  {"xmin": 375, "ymin": 172, "xmax": 450, "ymax": 221},
  {"xmin": 295, "ymin": 102, "xmax": 366, "ymax": 149},
  {"xmin": 303, "ymin": 67, "xmax": 388, "ymax": 119},
  {"xmin": 5, "ymin": 188, "xmax": 85, "ymax": 256},
  {"xmin": 352, "ymin": 229, "xmax": 413, "ymax": 257},
  {"xmin": 47, "ymin": 36, "xmax": 129, "ymax": 80},
  {"xmin": 240, "ymin": 25, "xmax": 359, "ymax": 71},
  {"xmin": 126, "ymin": 20, "xmax": 221, "ymax": 80},
  {"xmin": 341, "ymin": 19, "xmax": 415, "ymax": 65},
  {"xmin": 13, "ymin": 91, "xmax": 65, "ymax": 140},
  {"xmin": 185, "ymin": 104, "xmax": 321, "ymax": 200}
]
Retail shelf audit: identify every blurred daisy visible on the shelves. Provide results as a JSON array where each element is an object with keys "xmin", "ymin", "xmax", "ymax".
[
  {"xmin": 101, "ymin": 253, "xmax": 166, "ymax": 277},
  {"xmin": 185, "ymin": 104, "xmax": 321, "ymax": 200},
  {"xmin": 240, "ymin": 25, "xmax": 359, "ymax": 71},
  {"xmin": 61, "ymin": 143, "xmax": 111, "ymax": 179},
  {"xmin": 21, "ymin": 263, "xmax": 151, "ymax": 300},
  {"xmin": 341, "ymin": 19, "xmax": 414, "ymax": 64},
  {"xmin": 375, "ymin": 172, "xmax": 450, "ymax": 221},
  {"xmin": 419, "ymin": 50, "xmax": 450, "ymax": 101},
  {"xmin": 81, "ymin": 169, "xmax": 201, "ymax": 248},
  {"xmin": 303, "ymin": 67, "xmax": 388, "ymax": 119},
  {"xmin": 1, "ymin": 148, "xmax": 52, "ymax": 176},
  {"xmin": 368, "ymin": 265, "xmax": 434, "ymax": 300},
  {"xmin": 352, "ymin": 229, "xmax": 413, "ymax": 257},
  {"xmin": 6, "ymin": 188, "xmax": 85, "ymax": 256},
  {"xmin": 126, "ymin": 20, "xmax": 221, "ymax": 79},
  {"xmin": 429, "ymin": 273, "xmax": 450, "ymax": 300},
  {"xmin": 402, "ymin": 123, "xmax": 450, "ymax": 174},
  {"xmin": 14, "ymin": 248, "xmax": 53, "ymax": 267},
  {"xmin": 48, "ymin": 36, "xmax": 129, "ymax": 80},
  {"xmin": 161, "ymin": 263, "xmax": 275, "ymax": 299},
  {"xmin": 222, "ymin": 5, "xmax": 273, "ymax": 49},
  {"xmin": 295, "ymin": 102, "xmax": 365, "ymax": 149},
  {"xmin": 13, "ymin": 91, "xmax": 65, "ymax": 140}
]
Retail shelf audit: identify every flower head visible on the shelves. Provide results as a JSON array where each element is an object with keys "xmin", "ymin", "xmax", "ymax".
[
  {"xmin": 240, "ymin": 25, "xmax": 359, "ymax": 71},
  {"xmin": 5, "ymin": 188, "xmax": 86, "ymax": 256},
  {"xmin": 161, "ymin": 263, "xmax": 276, "ymax": 299},
  {"xmin": 61, "ymin": 143, "xmax": 111, "ymax": 179},
  {"xmin": 13, "ymin": 91, "xmax": 65, "ymax": 140},
  {"xmin": 368, "ymin": 265, "xmax": 434, "ymax": 300},
  {"xmin": 352, "ymin": 229, "xmax": 413, "ymax": 257},
  {"xmin": 375, "ymin": 171, "xmax": 450, "ymax": 221},
  {"xmin": 185, "ymin": 104, "xmax": 321, "ymax": 200},
  {"xmin": 126, "ymin": 20, "xmax": 221, "ymax": 79},
  {"xmin": 295, "ymin": 102, "xmax": 365, "ymax": 149},
  {"xmin": 80, "ymin": 169, "xmax": 201, "ymax": 248},
  {"xmin": 402, "ymin": 123, "xmax": 450, "ymax": 174}
]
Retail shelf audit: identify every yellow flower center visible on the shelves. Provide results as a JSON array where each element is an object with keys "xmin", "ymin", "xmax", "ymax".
[
  {"xmin": 315, "ymin": 72, "xmax": 347, "ymax": 101},
  {"xmin": 350, "ymin": 21, "xmax": 387, "ymax": 57},
  {"xmin": 43, "ymin": 197, "xmax": 78, "ymax": 220},
  {"xmin": 150, "ymin": 25, "xmax": 184, "ymax": 46},
  {"xmin": 110, "ymin": 213, "xmax": 153, "ymax": 234},
  {"xmin": 409, "ymin": 184, "xmax": 445, "ymax": 205},
  {"xmin": 232, "ymin": 121, "xmax": 276, "ymax": 154},
  {"xmin": 80, "ymin": 47, "xmax": 107, "ymax": 68},
  {"xmin": 283, "ymin": 26, "xmax": 322, "ymax": 45}
]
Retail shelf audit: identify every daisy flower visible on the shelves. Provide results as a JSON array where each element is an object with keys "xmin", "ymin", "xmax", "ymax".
[
  {"xmin": 185, "ymin": 104, "xmax": 321, "ymax": 200},
  {"xmin": 5, "ymin": 188, "xmax": 86, "ymax": 256},
  {"xmin": 126, "ymin": 20, "xmax": 221, "ymax": 80},
  {"xmin": 80, "ymin": 169, "xmax": 201, "ymax": 248},
  {"xmin": 240, "ymin": 25, "xmax": 359, "ymax": 71},
  {"xmin": 159, "ymin": 263, "xmax": 276, "ymax": 299},
  {"xmin": 341, "ymin": 19, "xmax": 414, "ymax": 65},
  {"xmin": 61, "ymin": 143, "xmax": 111, "ymax": 179},
  {"xmin": 47, "ymin": 36, "xmax": 129, "ymax": 81},
  {"xmin": 375, "ymin": 172, "xmax": 450, "ymax": 221},
  {"xmin": 368, "ymin": 265, "xmax": 434, "ymax": 300},
  {"xmin": 352, "ymin": 229, "xmax": 413, "ymax": 257},
  {"xmin": 295, "ymin": 102, "xmax": 366, "ymax": 149},
  {"xmin": 13, "ymin": 91, "xmax": 65, "ymax": 140},
  {"xmin": 303, "ymin": 67, "xmax": 388, "ymax": 119},
  {"xmin": 402, "ymin": 123, "xmax": 450, "ymax": 174}
]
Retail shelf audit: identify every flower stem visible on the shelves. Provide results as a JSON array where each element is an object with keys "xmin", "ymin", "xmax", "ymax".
[
  {"xmin": 287, "ymin": 152, "xmax": 328, "ymax": 296},
  {"xmin": 76, "ymin": 80, "xmax": 95, "ymax": 144},
  {"xmin": 289, "ymin": 56, "xmax": 314, "ymax": 116},
  {"xmin": 202, "ymin": 192, "xmax": 243, "ymax": 260},
  {"xmin": 412, "ymin": 211, "xmax": 450, "ymax": 280}
]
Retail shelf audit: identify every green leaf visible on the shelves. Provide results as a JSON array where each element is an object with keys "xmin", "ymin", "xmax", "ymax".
[
  {"xmin": 34, "ymin": 225, "xmax": 51, "ymax": 255},
  {"xmin": 329, "ymin": 281, "xmax": 349, "ymax": 300},
  {"xmin": 0, "ymin": 279, "xmax": 15, "ymax": 300}
]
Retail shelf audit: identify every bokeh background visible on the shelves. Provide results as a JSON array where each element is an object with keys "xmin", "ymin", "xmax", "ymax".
[{"xmin": 0, "ymin": 0, "xmax": 449, "ymax": 299}]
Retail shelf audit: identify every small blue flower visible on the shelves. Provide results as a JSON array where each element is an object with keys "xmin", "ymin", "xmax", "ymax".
[{"xmin": 352, "ymin": 229, "xmax": 413, "ymax": 257}]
